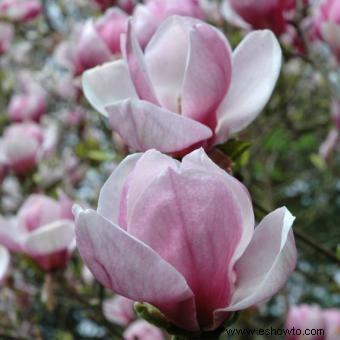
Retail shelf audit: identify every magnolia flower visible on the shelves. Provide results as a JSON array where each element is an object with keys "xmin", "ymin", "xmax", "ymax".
[
  {"xmin": 56, "ymin": 8, "xmax": 128, "ymax": 76},
  {"xmin": 0, "ymin": 193, "xmax": 75, "ymax": 271},
  {"xmin": 123, "ymin": 320, "xmax": 165, "ymax": 340},
  {"xmin": 75, "ymin": 148, "xmax": 297, "ymax": 331},
  {"xmin": 0, "ymin": 245, "xmax": 10, "ymax": 285},
  {"xmin": 0, "ymin": 22, "xmax": 14, "ymax": 55},
  {"xmin": 0, "ymin": 122, "xmax": 57, "ymax": 175},
  {"xmin": 103, "ymin": 295, "xmax": 135, "ymax": 326},
  {"xmin": 222, "ymin": 0, "xmax": 297, "ymax": 35},
  {"xmin": 132, "ymin": 0, "xmax": 204, "ymax": 47},
  {"xmin": 83, "ymin": 16, "xmax": 281, "ymax": 155},
  {"xmin": 8, "ymin": 86, "xmax": 47, "ymax": 123},
  {"xmin": 286, "ymin": 305, "xmax": 340, "ymax": 340},
  {"xmin": 313, "ymin": 0, "xmax": 340, "ymax": 61},
  {"xmin": 7, "ymin": 71, "xmax": 47, "ymax": 122},
  {"xmin": 0, "ymin": 0, "xmax": 42, "ymax": 22}
]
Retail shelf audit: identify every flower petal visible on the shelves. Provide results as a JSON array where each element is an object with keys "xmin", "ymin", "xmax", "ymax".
[
  {"xmin": 181, "ymin": 23, "xmax": 232, "ymax": 130},
  {"xmin": 76, "ymin": 21, "xmax": 112, "ymax": 71},
  {"xmin": 221, "ymin": 0, "xmax": 250, "ymax": 29},
  {"xmin": 128, "ymin": 167, "xmax": 245, "ymax": 328},
  {"xmin": 181, "ymin": 148, "xmax": 254, "ymax": 264},
  {"xmin": 82, "ymin": 60, "xmax": 138, "ymax": 116},
  {"xmin": 97, "ymin": 153, "xmax": 142, "ymax": 225},
  {"xmin": 0, "ymin": 216, "xmax": 24, "ymax": 252},
  {"xmin": 126, "ymin": 150, "xmax": 179, "ymax": 223},
  {"xmin": 24, "ymin": 220, "xmax": 75, "ymax": 255},
  {"xmin": 215, "ymin": 30, "xmax": 282, "ymax": 144},
  {"xmin": 144, "ymin": 16, "xmax": 200, "ymax": 112},
  {"xmin": 122, "ymin": 20, "xmax": 159, "ymax": 104},
  {"xmin": 106, "ymin": 99, "xmax": 212, "ymax": 153},
  {"xmin": 75, "ymin": 208, "xmax": 198, "ymax": 331},
  {"xmin": 222, "ymin": 207, "xmax": 296, "ymax": 312}
]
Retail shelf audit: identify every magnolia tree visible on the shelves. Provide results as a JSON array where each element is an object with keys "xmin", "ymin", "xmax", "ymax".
[{"xmin": 0, "ymin": 0, "xmax": 339, "ymax": 339}]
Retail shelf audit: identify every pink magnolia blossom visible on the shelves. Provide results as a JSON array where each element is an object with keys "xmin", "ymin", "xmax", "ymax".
[
  {"xmin": 57, "ymin": 8, "xmax": 128, "ymax": 76},
  {"xmin": 0, "ymin": 193, "xmax": 75, "ymax": 271},
  {"xmin": 83, "ymin": 16, "xmax": 281, "ymax": 155},
  {"xmin": 75, "ymin": 148, "xmax": 297, "ymax": 331},
  {"xmin": 0, "ymin": 22, "xmax": 14, "ymax": 55},
  {"xmin": 0, "ymin": 122, "xmax": 56, "ymax": 175},
  {"xmin": 132, "ymin": 0, "xmax": 204, "ymax": 47},
  {"xmin": 8, "ymin": 92, "xmax": 46, "ymax": 122},
  {"xmin": 123, "ymin": 320, "xmax": 165, "ymax": 340},
  {"xmin": 103, "ymin": 295, "xmax": 135, "ymax": 326},
  {"xmin": 286, "ymin": 305, "xmax": 340, "ymax": 340},
  {"xmin": 7, "ymin": 72, "xmax": 47, "ymax": 122},
  {"xmin": 222, "ymin": 0, "xmax": 297, "ymax": 35},
  {"xmin": 0, "ymin": 245, "xmax": 10, "ymax": 285},
  {"xmin": 0, "ymin": 0, "xmax": 42, "ymax": 23},
  {"xmin": 313, "ymin": 0, "xmax": 340, "ymax": 61}
]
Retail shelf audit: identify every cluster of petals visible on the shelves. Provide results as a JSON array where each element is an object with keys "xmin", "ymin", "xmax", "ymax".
[
  {"xmin": 0, "ymin": 193, "xmax": 75, "ymax": 271},
  {"xmin": 75, "ymin": 148, "xmax": 297, "ymax": 331},
  {"xmin": 222, "ymin": 0, "xmax": 297, "ymax": 35},
  {"xmin": 83, "ymin": 16, "xmax": 282, "ymax": 154},
  {"xmin": 286, "ymin": 304, "xmax": 340, "ymax": 340},
  {"xmin": 0, "ymin": 122, "xmax": 56, "ymax": 175},
  {"xmin": 0, "ymin": 0, "xmax": 42, "ymax": 23},
  {"xmin": 313, "ymin": 0, "xmax": 340, "ymax": 61}
]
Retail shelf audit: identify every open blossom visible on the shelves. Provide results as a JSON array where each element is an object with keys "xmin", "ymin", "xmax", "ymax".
[
  {"xmin": 75, "ymin": 148, "xmax": 297, "ymax": 331},
  {"xmin": 0, "ymin": 22, "xmax": 14, "ymax": 55},
  {"xmin": 0, "ymin": 245, "xmax": 10, "ymax": 285},
  {"xmin": 0, "ymin": 193, "xmax": 75, "ymax": 271},
  {"xmin": 0, "ymin": 0, "xmax": 42, "ymax": 22},
  {"xmin": 0, "ymin": 122, "xmax": 56, "ymax": 175},
  {"xmin": 313, "ymin": 0, "xmax": 340, "ymax": 61},
  {"xmin": 132, "ymin": 0, "xmax": 204, "ymax": 47},
  {"xmin": 83, "ymin": 16, "xmax": 281, "ymax": 155},
  {"xmin": 222, "ymin": 0, "xmax": 297, "ymax": 35},
  {"xmin": 286, "ymin": 305, "xmax": 340, "ymax": 340},
  {"xmin": 123, "ymin": 320, "xmax": 165, "ymax": 340}
]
